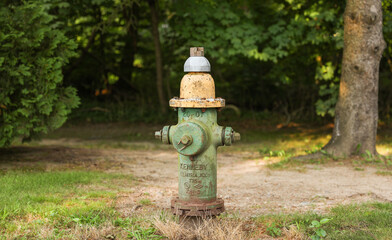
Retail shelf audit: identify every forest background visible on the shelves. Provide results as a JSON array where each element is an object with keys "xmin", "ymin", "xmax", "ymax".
[{"xmin": 2, "ymin": 0, "xmax": 392, "ymax": 143}]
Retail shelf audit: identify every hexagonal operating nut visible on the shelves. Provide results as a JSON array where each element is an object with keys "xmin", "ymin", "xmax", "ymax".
[{"xmin": 180, "ymin": 135, "xmax": 193, "ymax": 145}]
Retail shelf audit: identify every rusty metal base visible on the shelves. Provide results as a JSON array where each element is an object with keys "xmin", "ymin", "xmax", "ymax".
[{"xmin": 171, "ymin": 197, "xmax": 224, "ymax": 217}]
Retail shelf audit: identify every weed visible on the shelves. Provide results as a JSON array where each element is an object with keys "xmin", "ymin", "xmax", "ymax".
[
  {"xmin": 113, "ymin": 217, "xmax": 132, "ymax": 228},
  {"xmin": 0, "ymin": 209, "xmax": 9, "ymax": 222},
  {"xmin": 70, "ymin": 210, "xmax": 107, "ymax": 226},
  {"xmin": 266, "ymin": 222, "xmax": 282, "ymax": 237},
  {"xmin": 267, "ymin": 158, "xmax": 291, "ymax": 169},
  {"xmin": 362, "ymin": 150, "xmax": 375, "ymax": 162},
  {"xmin": 376, "ymin": 170, "xmax": 392, "ymax": 176},
  {"xmin": 139, "ymin": 198, "xmax": 153, "ymax": 205},
  {"xmin": 356, "ymin": 144, "xmax": 362, "ymax": 154},
  {"xmin": 309, "ymin": 218, "xmax": 332, "ymax": 240},
  {"xmin": 128, "ymin": 225, "xmax": 163, "ymax": 240},
  {"xmin": 305, "ymin": 144, "xmax": 324, "ymax": 155},
  {"xmin": 259, "ymin": 147, "xmax": 286, "ymax": 157}
]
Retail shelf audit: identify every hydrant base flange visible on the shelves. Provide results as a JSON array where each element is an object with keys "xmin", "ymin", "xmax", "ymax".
[{"xmin": 171, "ymin": 197, "xmax": 224, "ymax": 217}]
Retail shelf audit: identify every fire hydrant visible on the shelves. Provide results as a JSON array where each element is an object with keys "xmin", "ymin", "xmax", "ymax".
[{"xmin": 155, "ymin": 47, "xmax": 240, "ymax": 217}]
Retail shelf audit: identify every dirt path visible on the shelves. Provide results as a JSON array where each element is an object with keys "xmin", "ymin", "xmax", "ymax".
[
  {"xmin": 106, "ymin": 149, "xmax": 392, "ymax": 216},
  {"xmin": 1, "ymin": 146, "xmax": 391, "ymax": 216}
]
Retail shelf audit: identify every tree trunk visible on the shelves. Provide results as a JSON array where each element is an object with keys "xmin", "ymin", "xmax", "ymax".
[
  {"xmin": 324, "ymin": 0, "xmax": 386, "ymax": 157},
  {"xmin": 116, "ymin": 2, "xmax": 138, "ymax": 97},
  {"xmin": 148, "ymin": 0, "xmax": 167, "ymax": 114}
]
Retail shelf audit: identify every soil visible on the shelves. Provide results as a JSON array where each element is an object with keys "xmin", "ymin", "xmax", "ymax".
[{"xmin": 1, "ymin": 144, "xmax": 391, "ymax": 217}]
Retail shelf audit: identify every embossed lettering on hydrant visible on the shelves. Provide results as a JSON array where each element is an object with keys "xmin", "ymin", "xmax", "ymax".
[{"xmin": 180, "ymin": 163, "xmax": 206, "ymax": 170}]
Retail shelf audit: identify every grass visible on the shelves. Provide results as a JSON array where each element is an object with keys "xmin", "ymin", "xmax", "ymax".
[
  {"xmin": 147, "ymin": 202, "xmax": 392, "ymax": 239},
  {"xmin": 139, "ymin": 198, "xmax": 153, "ymax": 206},
  {"xmin": 376, "ymin": 170, "xmax": 392, "ymax": 176},
  {"xmin": 254, "ymin": 202, "xmax": 392, "ymax": 239},
  {"xmin": 0, "ymin": 171, "xmax": 129, "ymax": 215},
  {"xmin": 0, "ymin": 170, "xmax": 135, "ymax": 239},
  {"xmin": 4, "ymin": 199, "xmax": 391, "ymax": 239},
  {"xmin": 153, "ymin": 216, "xmax": 247, "ymax": 240},
  {"xmin": 4, "ymin": 122, "xmax": 392, "ymax": 238}
]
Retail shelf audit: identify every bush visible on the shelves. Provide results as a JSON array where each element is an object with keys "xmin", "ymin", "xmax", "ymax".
[{"xmin": 0, "ymin": 1, "xmax": 79, "ymax": 147}]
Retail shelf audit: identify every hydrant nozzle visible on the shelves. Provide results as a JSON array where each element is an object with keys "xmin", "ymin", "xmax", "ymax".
[{"xmin": 155, "ymin": 47, "xmax": 240, "ymax": 217}]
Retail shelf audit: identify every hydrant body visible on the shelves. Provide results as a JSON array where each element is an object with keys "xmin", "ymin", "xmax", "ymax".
[{"xmin": 155, "ymin": 47, "xmax": 240, "ymax": 217}]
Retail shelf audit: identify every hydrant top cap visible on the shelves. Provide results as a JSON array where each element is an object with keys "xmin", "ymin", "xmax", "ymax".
[{"xmin": 184, "ymin": 47, "xmax": 211, "ymax": 72}]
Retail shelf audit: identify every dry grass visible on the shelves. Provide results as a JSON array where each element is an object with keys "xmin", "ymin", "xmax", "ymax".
[
  {"xmin": 55, "ymin": 222, "xmax": 127, "ymax": 240},
  {"xmin": 282, "ymin": 225, "xmax": 305, "ymax": 240},
  {"xmin": 3, "ymin": 221, "xmax": 128, "ymax": 240},
  {"xmin": 153, "ymin": 217, "xmax": 247, "ymax": 240},
  {"xmin": 153, "ymin": 216, "xmax": 307, "ymax": 240},
  {"xmin": 69, "ymin": 222, "xmax": 125, "ymax": 240}
]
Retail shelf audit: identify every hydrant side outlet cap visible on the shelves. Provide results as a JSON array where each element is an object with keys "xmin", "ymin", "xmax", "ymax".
[{"xmin": 184, "ymin": 56, "xmax": 211, "ymax": 72}]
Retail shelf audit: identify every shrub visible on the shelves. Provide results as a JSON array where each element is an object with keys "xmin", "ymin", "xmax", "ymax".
[{"xmin": 0, "ymin": 1, "xmax": 79, "ymax": 146}]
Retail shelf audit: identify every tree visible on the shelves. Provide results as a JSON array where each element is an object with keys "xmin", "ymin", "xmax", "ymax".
[
  {"xmin": 0, "ymin": 1, "xmax": 80, "ymax": 147},
  {"xmin": 148, "ymin": 0, "xmax": 167, "ymax": 114},
  {"xmin": 323, "ymin": 0, "xmax": 386, "ymax": 157}
]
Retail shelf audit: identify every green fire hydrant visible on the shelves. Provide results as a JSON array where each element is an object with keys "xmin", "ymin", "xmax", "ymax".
[{"xmin": 155, "ymin": 47, "xmax": 240, "ymax": 217}]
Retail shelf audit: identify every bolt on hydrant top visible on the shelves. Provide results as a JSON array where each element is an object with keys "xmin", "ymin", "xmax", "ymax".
[
  {"xmin": 184, "ymin": 47, "xmax": 211, "ymax": 72},
  {"xmin": 169, "ymin": 47, "xmax": 225, "ymax": 109}
]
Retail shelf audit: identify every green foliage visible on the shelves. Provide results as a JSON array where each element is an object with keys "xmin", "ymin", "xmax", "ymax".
[
  {"xmin": 40, "ymin": 0, "xmax": 392, "ymax": 122},
  {"xmin": 127, "ymin": 225, "xmax": 163, "ymax": 240},
  {"xmin": 256, "ymin": 203, "xmax": 392, "ymax": 239},
  {"xmin": 139, "ymin": 198, "xmax": 153, "ymax": 206},
  {"xmin": 309, "ymin": 218, "xmax": 331, "ymax": 240},
  {"xmin": 326, "ymin": 203, "xmax": 392, "ymax": 239},
  {"xmin": 250, "ymin": 1, "xmax": 343, "ymax": 61},
  {"xmin": 70, "ymin": 210, "xmax": 107, "ymax": 226},
  {"xmin": 0, "ymin": 170, "xmax": 129, "ymax": 227},
  {"xmin": 315, "ymin": 62, "xmax": 340, "ymax": 117},
  {"xmin": 170, "ymin": 0, "xmax": 261, "ymax": 64},
  {"xmin": 0, "ymin": 168, "xmax": 135, "ymax": 238},
  {"xmin": 0, "ymin": 1, "xmax": 79, "ymax": 147},
  {"xmin": 361, "ymin": 150, "xmax": 383, "ymax": 163},
  {"xmin": 2, "ymin": 0, "xmax": 389, "ymax": 125},
  {"xmin": 259, "ymin": 147, "xmax": 286, "ymax": 157},
  {"xmin": 248, "ymin": 0, "xmax": 344, "ymax": 117},
  {"xmin": 266, "ymin": 222, "xmax": 282, "ymax": 237}
]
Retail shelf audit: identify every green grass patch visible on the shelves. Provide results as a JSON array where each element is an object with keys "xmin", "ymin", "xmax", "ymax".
[
  {"xmin": 0, "ymin": 170, "xmax": 134, "ymax": 238},
  {"xmin": 266, "ymin": 157, "xmax": 327, "ymax": 170},
  {"xmin": 255, "ymin": 202, "xmax": 392, "ymax": 239},
  {"xmin": 376, "ymin": 170, "xmax": 392, "ymax": 176},
  {"xmin": 0, "ymin": 171, "xmax": 128, "ymax": 216},
  {"xmin": 139, "ymin": 198, "xmax": 153, "ymax": 206},
  {"xmin": 114, "ymin": 215, "xmax": 163, "ymax": 239}
]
